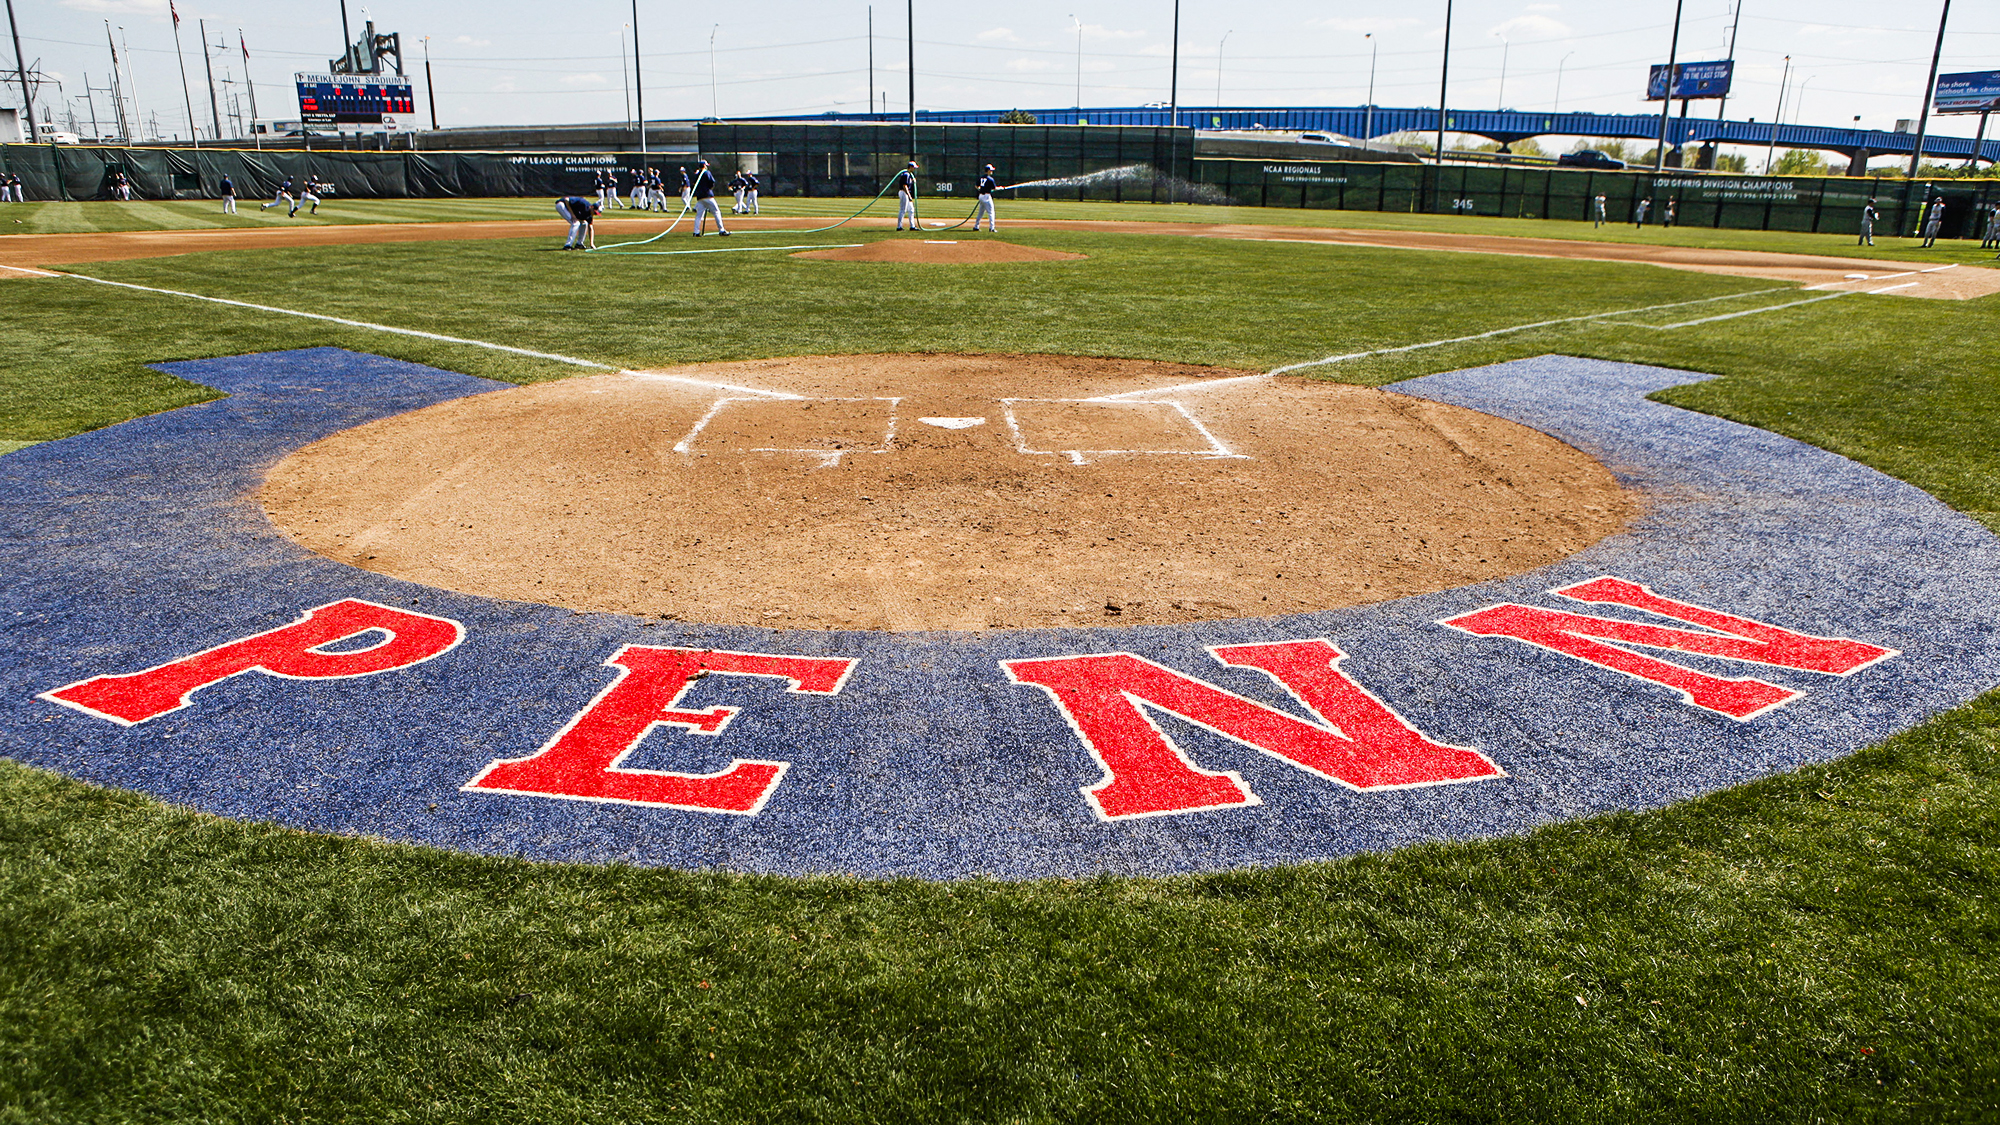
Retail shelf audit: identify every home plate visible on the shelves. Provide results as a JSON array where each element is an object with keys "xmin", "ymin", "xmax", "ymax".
[{"xmin": 919, "ymin": 416, "xmax": 986, "ymax": 429}]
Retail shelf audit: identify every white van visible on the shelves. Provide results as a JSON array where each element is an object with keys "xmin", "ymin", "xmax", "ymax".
[{"xmin": 35, "ymin": 123, "xmax": 82, "ymax": 145}]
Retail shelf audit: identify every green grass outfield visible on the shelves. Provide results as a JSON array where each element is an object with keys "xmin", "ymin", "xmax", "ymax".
[
  {"xmin": 1, "ymin": 212, "xmax": 1997, "ymax": 1121},
  {"xmin": 7, "ymin": 194, "xmax": 2000, "ymax": 269}
]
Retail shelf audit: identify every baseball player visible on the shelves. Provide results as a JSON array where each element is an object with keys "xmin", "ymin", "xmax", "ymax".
[
  {"xmin": 973, "ymin": 164, "xmax": 999, "ymax": 231},
  {"xmin": 292, "ymin": 176, "xmax": 329, "ymax": 216},
  {"xmin": 678, "ymin": 166, "xmax": 693, "ymax": 209},
  {"xmin": 893, "ymin": 161, "xmax": 919, "ymax": 230},
  {"xmin": 1592, "ymin": 193, "xmax": 1607, "ymax": 227},
  {"xmin": 1921, "ymin": 200, "xmax": 1945, "ymax": 248},
  {"xmin": 261, "ymin": 178, "xmax": 295, "ymax": 212},
  {"xmin": 219, "ymin": 174, "xmax": 236, "ymax": 214},
  {"xmin": 557, "ymin": 195, "xmax": 601, "ymax": 249},
  {"xmin": 740, "ymin": 171, "xmax": 760, "ymax": 215},
  {"xmin": 1859, "ymin": 198, "xmax": 1878, "ymax": 246},
  {"xmin": 1981, "ymin": 201, "xmax": 2000, "ymax": 250},
  {"xmin": 728, "ymin": 171, "xmax": 747, "ymax": 213},
  {"xmin": 608, "ymin": 168, "xmax": 627, "ymax": 208},
  {"xmin": 112, "ymin": 170, "xmax": 132, "ymax": 200},
  {"xmin": 1662, "ymin": 199, "xmax": 1676, "ymax": 228},
  {"xmin": 689, "ymin": 160, "xmax": 729, "ymax": 236},
  {"xmin": 1632, "ymin": 197, "xmax": 1651, "ymax": 228},
  {"xmin": 650, "ymin": 168, "xmax": 669, "ymax": 211}
]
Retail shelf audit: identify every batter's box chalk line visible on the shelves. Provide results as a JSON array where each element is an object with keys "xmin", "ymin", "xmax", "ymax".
[
  {"xmin": 671, "ymin": 396, "xmax": 903, "ymax": 468},
  {"xmin": 999, "ymin": 398, "xmax": 1246, "ymax": 465}
]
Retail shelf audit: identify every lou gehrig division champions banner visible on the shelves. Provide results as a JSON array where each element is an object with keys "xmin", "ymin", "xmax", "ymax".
[{"xmin": 6, "ymin": 349, "xmax": 1999, "ymax": 878}]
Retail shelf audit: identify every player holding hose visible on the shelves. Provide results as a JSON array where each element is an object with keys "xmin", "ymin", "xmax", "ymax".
[
  {"xmin": 973, "ymin": 165, "xmax": 1000, "ymax": 231},
  {"xmin": 894, "ymin": 162, "xmax": 919, "ymax": 230}
]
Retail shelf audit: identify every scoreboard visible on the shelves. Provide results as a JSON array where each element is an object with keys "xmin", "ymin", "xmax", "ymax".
[{"xmin": 294, "ymin": 72, "xmax": 417, "ymax": 133}]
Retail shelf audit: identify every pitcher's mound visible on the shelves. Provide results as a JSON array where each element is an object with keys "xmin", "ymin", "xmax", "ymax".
[
  {"xmin": 796, "ymin": 239, "xmax": 1086, "ymax": 263},
  {"xmin": 261, "ymin": 353, "xmax": 1635, "ymax": 633}
]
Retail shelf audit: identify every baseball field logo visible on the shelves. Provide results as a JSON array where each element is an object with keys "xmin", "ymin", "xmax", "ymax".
[{"xmin": 0, "ymin": 347, "xmax": 1992, "ymax": 878}]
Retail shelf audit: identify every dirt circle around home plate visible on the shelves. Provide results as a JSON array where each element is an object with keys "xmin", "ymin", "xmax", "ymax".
[
  {"xmin": 259, "ymin": 353, "xmax": 1638, "ymax": 632},
  {"xmin": 792, "ymin": 239, "xmax": 1087, "ymax": 263}
]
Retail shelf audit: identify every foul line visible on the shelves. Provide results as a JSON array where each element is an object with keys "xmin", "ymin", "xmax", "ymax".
[
  {"xmin": 1640, "ymin": 281, "xmax": 1918, "ymax": 329},
  {"xmin": 1265, "ymin": 287, "xmax": 1795, "ymax": 377},
  {"xmin": 0, "ymin": 262, "xmax": 62, "ymax": 278},
  {"xmin": 37, "ymin": 267, "xmax": 801, "ymax": 399},
  {"xmin": 593, "ymin": 243, "xmax": 861, "ymax": 257}
]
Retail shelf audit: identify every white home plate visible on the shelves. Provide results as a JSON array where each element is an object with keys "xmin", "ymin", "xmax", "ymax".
[{"xmin": 919, "ymin": 416, "xmax": 986, "ymax": 429}]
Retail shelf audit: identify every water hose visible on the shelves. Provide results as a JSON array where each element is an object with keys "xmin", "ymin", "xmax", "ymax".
[{"xmin": 589, "ymin": 177, "xmax": 906, "ymax": 254}]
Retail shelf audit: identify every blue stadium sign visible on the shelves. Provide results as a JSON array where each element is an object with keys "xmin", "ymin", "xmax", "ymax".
[
  {"xmin": 1646, "ymin": 60, "xmax": 1734, "ymax": 101},
  {"xmin": 1935, "ymin": 71, "xmax": 2000, "ymax": 115}
]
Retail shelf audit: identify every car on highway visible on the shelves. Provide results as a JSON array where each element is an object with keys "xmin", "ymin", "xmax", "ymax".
[{"xmin": 1557, "ymin": 149, "xmax": 1626, "ymax": 170}]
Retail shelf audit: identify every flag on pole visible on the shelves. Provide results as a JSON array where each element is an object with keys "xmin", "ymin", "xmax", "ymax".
[
  {"xmin": 170, "ymin": 1, "xmax": 180, "ymax": 28},
  {"xmin": 240, "ymin": 32, "xmax": 249, "ymax": 60}
]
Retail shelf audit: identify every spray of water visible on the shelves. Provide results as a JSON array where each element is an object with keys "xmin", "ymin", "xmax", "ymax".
[{"xmin": 1003, "ymin": 163, "xmax": 1237, "ymax": 206}]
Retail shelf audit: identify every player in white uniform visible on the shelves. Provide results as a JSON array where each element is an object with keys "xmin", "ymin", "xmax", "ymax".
[
  {"xmin": 261, "ymin": 178, "xmax": 295, "ymax": 212},
  {"xmin": 973, "ymin": 165, "xmax": 998, "ymax": 231},
  {"xmin": 894, "ymin": 162, "xmax": 918, "ymax": 230},
  {"xmin": 740, "ymin": 172, "xmax": 760, "ymax": 215},
  {"xmin": 292, "ymin": 177, "xmax": 328, "ymax": 216}
]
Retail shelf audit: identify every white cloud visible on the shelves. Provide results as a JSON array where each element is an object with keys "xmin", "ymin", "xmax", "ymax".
[
  {"xmin": 977, "ymin": 27, "xmax": 1020, "ymax": 43},
  {"xmin": 1079, "ymin": 23, "xmax": 1146, "ymax": 40},
  {"xmin": 492, "ymin": 77, "xmax": 517, "ymax": 93},
  {"xmin": 1490, "ymin": 14, "xmax": 1573, "ymax": 39},
  {"xmin": 560, "ymin": 73, "xmax": 608, "ymax": 87}
]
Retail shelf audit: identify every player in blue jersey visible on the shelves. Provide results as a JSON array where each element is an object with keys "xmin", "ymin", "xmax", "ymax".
[
  {"xmin": 261, "ymin": 178, "xmax": 295, "ymax": 212},
  {"xmin": 740, "ymin": 171, "xmax": 759, "ymax": 215},
  {"xmin": 689, "ymin": 160, "xmax": 729, "ymax": 236},
  {"xmin": 557, "ymin": 196, "xmax": 601, "ymax": 249},
  {"xmin": 973, "ymin": 164, "xmax": 999, "ymax": 231},
  {"xmin": 893, "ymin": 162, "xmax": 918, "ymax": 230}
]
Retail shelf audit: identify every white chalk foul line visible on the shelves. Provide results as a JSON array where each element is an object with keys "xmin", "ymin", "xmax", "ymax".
[
  {"xmin": 1265, "ymin": 287, "xmax": 1796, "ymax": 376},
  {"xmin": 1648, "ymin": 280, "xmax": 1919, "ymax": 329},
  {"xmin": 0, "ymin": 262, "xmax": 62, "ymax": 278},
  {"xmin": 44, "ymin": 268, "xmax": 801, "ymax": 399},
  {"xmin": 591, "ymin": 243, "xmax": 862, "ymax": 257}
]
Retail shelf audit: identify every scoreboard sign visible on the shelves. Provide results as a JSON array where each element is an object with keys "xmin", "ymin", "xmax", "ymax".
[{"xmin": 294, "ymin": 72, "xmax": 416, "ymax": 133}]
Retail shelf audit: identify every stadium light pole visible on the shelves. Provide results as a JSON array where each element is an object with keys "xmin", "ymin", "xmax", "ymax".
[
  {"xmin": 424, "ymin": 35, "xmax": 438, "ymax": 130},
  {"xmin": 1215, "ymin": 29, "xmax": 1230, "ymax": 111},
  {"xmin": 1072, "ymin": 15, "xmax": 1082, "ymax": 110},
  {"xmin": 1435, "ymin": 1, "xmax": 1451, "ymax": 163},
  {"xmin": 1494, "ymin": 33, "xmax": 1507, "ymax": 111},
  {"xmin": 1554, "ymin": 50, "xmax": 1572, "ymax": 112},
  {"xmin": 6, "ymin": 0, "xmax": 36, "ymax": 140},
  {"xmin": 1906, "ymin": 0, "xmax": 1950, "ymax": 179},
  {"xmin": 1365, "ymin": 34, "xmax": 1377, "ymax": 139},
  {"xmin": 867, "ymin": 6, "xmax": 874, "ymax": 118},
  {"xmin": 1169, "ymin": 0, "xmax": 1179, "ymax": 128},
  {"xmin": 906, "ymin": 0, "xmax": 914, "ymax": 140},
  {"xmin": 1653, "ymin": 0, "xmax": 1685, "ymax": 172}
]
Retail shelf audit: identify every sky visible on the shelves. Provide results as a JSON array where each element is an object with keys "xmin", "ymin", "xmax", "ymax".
[{"xmin": 7, "ymin": 0, "xmax": 1999, "ymax": 150}]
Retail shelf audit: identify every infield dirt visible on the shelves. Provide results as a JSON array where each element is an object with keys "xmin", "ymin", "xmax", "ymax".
[{"xmin": 261, "ymin": 353, "xmax": 1635, "ymax": 632}]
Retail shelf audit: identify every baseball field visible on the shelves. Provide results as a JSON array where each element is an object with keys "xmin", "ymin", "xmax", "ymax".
[{"xmin": 1, "ymin": 193, "xmax": 1997, "ymax": 1121}]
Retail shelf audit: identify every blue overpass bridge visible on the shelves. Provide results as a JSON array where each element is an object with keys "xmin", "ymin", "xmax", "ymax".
[{"xmin": 791, "ymin": 105, "xmax": 2000, "ymax": 169}]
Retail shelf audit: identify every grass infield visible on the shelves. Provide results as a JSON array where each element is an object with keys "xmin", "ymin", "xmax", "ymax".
[{"xmin": 0, "ymin": 203, "xmax": 1996, "ymax": 1121}]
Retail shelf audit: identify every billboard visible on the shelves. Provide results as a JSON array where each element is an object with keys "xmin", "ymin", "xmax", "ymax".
[
  {"xmin": 1646, "ymin": 60, "xmax": 1734, "ymax": 101},
  {"xmin": 1935, "ymin": 71, "xmax": 2000, "ymax": 115},
  {"xmin": 294, "ymin": 73, "xmax": 417, "ymax": 134}
]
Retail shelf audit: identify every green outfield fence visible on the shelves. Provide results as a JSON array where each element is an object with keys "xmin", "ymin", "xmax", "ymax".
[{"xmin": 7, "ymin": 122, "xmax": 1997, "ymax": 239}]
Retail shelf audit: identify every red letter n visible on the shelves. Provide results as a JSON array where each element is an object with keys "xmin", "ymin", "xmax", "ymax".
[
  {"xmin": 463, "ymin": 647, "xmax": 857, "ymax": 816},
  {"xmin": 1439, "ymin": 576, "xmax": 1898, "ymax": 720},
  {"xmin": 1004, "ymin": 640, "xmax": 1501, "ymax": 821},
  {"xmin": 40, "ymin": 599, "xmax": 465, "ymax": 725}
]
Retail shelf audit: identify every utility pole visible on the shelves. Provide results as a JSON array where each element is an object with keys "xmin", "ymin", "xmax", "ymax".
[
  {"xmin": 1436, "ymin": 0, "xmax": 1452, "ymax": 163},
  {"xmin": 170, "ymin": 1, "xmax": 198, "ymax": 147},
  {"xmin": 619, "ymin": 27, "xmax": 629, "ymax": 129},
  {"xmin": 239, "ymin": 30, "xmax": 258, "ymax": 127},
  {"xmin": 424, "ymin": 36, "xmax": 439, "ymax": 129},
  {"xmin": 1716, "ymin": 0, "xmax": 1743, "ymax": 122},
  {"xmin": 104, "ymin": 21, "xmax": 131, "ymax": 139},
  {"xmin": 1169, "ymin": 0, "xmax": 1180, "ymax": 128},
  {"xmin": 199, "ymin": 19, "xmax": 222, "ymax": 140},
  {"xmin": 121, "ymin": 26, "xmax": 144, "ymax": 138},
  {"xmin": 709, "ymin": 24, "xmax": 719, "ymax": 119},
  {"xmin": 83, "ymin": 73, "xmax": 100, "ymax": 136},
  {"xmin": 1653, "ymin": 0, "xmax": 1684, "ymax": 172},
  {"xmin": 5, "ymin": 0, "xmax": 35, "ymax": 139},
  {"xmin": 867, "ymin": 7, "xmax": 874, "ymax": 118},
  {"xmin": 1072, "ymin": 14, "xmax": 1082, "ymax": 110},
  {"xmin": 906, "ymin": 0, "xmax": 915, "ymax": 144},
  {"xmin": 1907, "ymin": 0, "xmax": 1950, "ymax": 179},
  {"xmin": 631, "ymin": 0, "xmax": 645, "ymax": 164},
  {"xmin": 1365, "ymin": 34, "xmax": 1377, "ymax": 139},
  {"xmin": 1763, "ymin": 55, "xmax": 1789, "ymax": 174}
]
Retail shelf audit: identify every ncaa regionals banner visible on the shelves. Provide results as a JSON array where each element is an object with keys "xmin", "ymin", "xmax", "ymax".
[
  {"xmin": 1647, "ymin": 60, "xmax": 1734, "ymax": 101},
  {"xmin": 1935, "ymin": 71, "xmax": 2000, "ymax": 115}
]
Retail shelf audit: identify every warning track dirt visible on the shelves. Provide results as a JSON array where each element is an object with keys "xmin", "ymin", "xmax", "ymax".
[{"xmin": 5, "ymin": 348, "xmax": 1998, "ymax": 878}]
